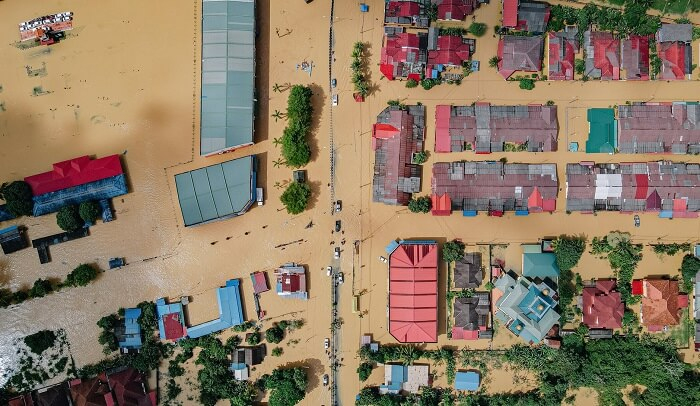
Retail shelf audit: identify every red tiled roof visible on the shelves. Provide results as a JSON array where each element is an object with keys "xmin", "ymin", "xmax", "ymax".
[
  {"xmin": 582, "ymin": 280, "xmax": 624, "ymax": 329},
  {"xmin": 435, "ymin": 105, "xmax": 452, "ymax": 152},
  {"xmin": 389, "ymin": 243, "xmax": 438, "ymax": 343},
  {"xmin": 548, "ymin": 33, "xmax": 576, "ymax": 81},
  {"xmin": 503, "ymin": 0, "xmax": 518, "ymax": 27},
  {"xmin": 437, "ymin": 0, "xmax": 477, "ymax": 20},
  {"xmin": 25, "ymin": 155, "xmax": 123, "ymax": 196},
  {"xmin": 498, "ymin": 36, "xmax": 543, "ymax": 79},
  {"xmin": 591, "ymin": 32, "xmax": 620, "ymax": 80},
  {"xmin": 107, "ymin": 368, "xmax": 153, "ymax": 406},
  {"xmin": 163, "ymin": 313, "xmax": 186, "ymax": 340},
  {"xmin": 658, "ymin": 42, "xmax": 686, "ymax": 80},
  {"xmin": 70, "ymin": 378, "xmax": 113, "ymax": 406},
  {"xmin": 427, "ymin": 35, "xmax": 473, "ymax": 70},
  {"xmin": 386, "ymin": 0, "xmax": 421, "ymax": 18},
  {"xmin": 380, "ymin": 32, "xmax": 425, "ymax": 80},
  {"xmin": 621, "ymin": 35, "xmax": 650, "ymax": 80},
  {"xmin": 373, "ymin": 123, "xmax": 401, "ymax": 140},
  {"xmin": 251, "ymin": 272, "xmax": 269, "ymax": 294},
  {"xmin": 431, "ymin": 193, "xmax": 451, "ymax": 215},
  {"xmin": 641, "ymin": 279, "xmax": 681, "ymax": 327},
  {"xmin": 8, "ymin": 394, "xmax": 33, "ymax": 406},
  {"xmin": 281, "ymin": 274, "xmax": 301, "ymax": 292}
]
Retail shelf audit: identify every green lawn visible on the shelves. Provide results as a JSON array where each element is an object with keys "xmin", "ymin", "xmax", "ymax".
[{"xmin": 665, "ymin": 308, "xmax": 694, "ymax": 348}]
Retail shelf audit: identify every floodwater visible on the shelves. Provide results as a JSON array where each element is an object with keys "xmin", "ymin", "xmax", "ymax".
[{"xmin": 0, "ymin": 0, "xmax": 699, "ymax": 404}]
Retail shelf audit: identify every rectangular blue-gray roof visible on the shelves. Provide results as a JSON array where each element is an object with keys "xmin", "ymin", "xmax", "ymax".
[
  {"xmin": 201, "ymin": 0, "xmax": 256, "ymax": 155},
  {"xmin": 175, "ymin": 155, "xmax": 256, "ymax": 226}
]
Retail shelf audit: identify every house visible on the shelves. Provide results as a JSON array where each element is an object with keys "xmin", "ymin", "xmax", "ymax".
[
  {"xmin": 116, "ymin": 308, "xmax": 142, "ymax": 353},
  {"xmin": 107, "ymin": 367, "xmax": 156, "ymax": 406},
  {"xmin": 565, "ymin": 161, "xmax": 700, "ymax": 216},
  {"xmin": 372, "ymin": 105, "xmax": 426, "ymax": 206},
  {"xmin": 617, "ymin": 102, "xmax": 700, "ymax": 154},
  {"xmin": 275, "ymin": 263, "xmax": 308, "ymax": 300},
  {"xmin": 498, "ymin": 35, "xmax": 544, "ymax": 79},
  {"xmin": 431, "ymin": 161, "xmax": 558, "ymax": 216},
  {"xmin": 250, "ymin": 271, "xmax": 269, "ymax": 294},
  {"xmin": 548, "ymin": 29, "xmax": 578, "ymax": 80},
  {"xmin": 8, "ymin": 393, "xmax": 34, "ymax": 406},
  {"xmin": 384, "ymin": 0, "xmax": 430, "ymax": 28},
  {"xmin": 33, "ymin": 383, "xmax": 73, "ymax": 406},
  {"xmin": 493, "ymin": 272, "xmax": 560, "ymax": 344},
  {"xmin": 582, "ymin": 280, "xmax": 624, "ymax": 330},
  {"xmin": 656, "ymin": 24, "xmax": 692, "ymax": 80},
  {"xmin": 186, "ymin": 279, "xmax": 245, "ymax": 338},
  {"xmin": 585, "ymin": 108, "xmax": 616, "ymax": 153},
  {"xmin": 69, "ymin": 377, "xmax": 114, "ymax": 406},
  {"xmin": 0, "ymin": 225, "xmax": 28, "ymax": 255},
  {"xmin": 388, "ymin": 241, "xmax": 438, "ymax": 343},
  {"xmin": 433, "ymin": 0, "xmax": 478, "ymax": 21},
  {"xmin": 621, "ymin": 35, "xmax": 650, "ymax": 81},
  {"xmin": 425, "ymin": 29, "xmax": 475, "ymax": 81},
  {"xmin": 380, "ymin": 31, "xmax": 428, "ymax": 81},
  {"xmin": 502, "ymin": 0, "xmax": 549, "ymax": 33},
  {"xmin": 379, "ymin": 364, "xmax": 430, "ymax": 394},
  {"xmin": 434, "ymin": 103, "xmax": 558, "ymax": 153},
  {"xmin": 633, "ymin": 279, "xmax": 687, "ymax": 331},
  {"xmin": 584, "ymin": 31, "xmax": 620, "ymax": 80},
  {"xmin": 454, "ymin": 252, "xmax": 482, "ymax": 289},
  {"xmin": 452, "ymin": 293, "xmax": 490, "ymax": 340},
  {"xmin": 229, "ymin": 346, "xmax": 266, "ymax": 380},
  {"xmin": 521, "ymin": 244, "xmax": 559, "ymax": 280},
  {"xmin": 155, "ymin": 298, "xmax": 187, "ymax": 341},
  {"xmin": 454, "ymin": 371, "xmax": 480, "ymax": 391}
]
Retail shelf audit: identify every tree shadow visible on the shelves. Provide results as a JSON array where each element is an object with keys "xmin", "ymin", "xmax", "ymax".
[{"xmin": 304, "ymin": 180, "xmax": 322, "ymax": 211}]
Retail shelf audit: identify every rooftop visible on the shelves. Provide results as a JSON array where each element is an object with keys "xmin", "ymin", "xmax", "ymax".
[
  {"xmin": 69, "ymin": 377, "xmax": 113, "ymax": 406},
  {"xmin": 32, "ymin": 174, "xmax": 128, "ymax": 217},
  {"xmin": 435, "ymin": 0, "xmax": 478, "ymax": 21},
  {"xmin": 379, "ymin": 364, "xmax": 430, "ymax": 394},
  {"xmin": 117, "ymin": 308, "xmax": 143, "ymax": 351},
  {"xmin": 515, "ymin": 1, "xmax": 550, "ymax": 33},
  {"xmin": 155, "ymin": 298, "xmax": 187, "ymax": 341},
  {"xmin": 548, "ymin": 30, "xmax": 578, "ymax": 81},
  {"xmin": 454, "ymin": 252, "xmax": 483, "ymax": 289},
  {"xmin": 522, "ymin": 244, "xmax": 559, "ymax": 279},
  {"xmin": 617, "ymin": 102, "xmax": 700, "ymax": 154},
  {"xmin": 584, "ymin": 31, "xmax": 620, "ymax": 80},
  {"xmin": 380, "ymin": 31, "xmax": 428, "ymax": 81},
  {"xmin": 187, "ymin": 279, "xmax": 246, "ymax": 338},
  {"xmin": 275, "ymin": 263, "xmax": 307, "ymax": 299},
  {"xmin": 454, "ymin": 371, "xmax": 480, "ymax": 391},
  {"xmin": 498, "ymin": 35, "xmax": 544, "ymax": 79},
  {"xmin": 586, "ymin": 108, "xmax": 616, "ymax": 153},
  {"xmin": 24, "ymin": 155, "xmax": 124, "ymax": 196},
  {"xmin": 658, "ymin": 42, "xmax": 691, "ymax": 80},
  {"xmin": 656, "ymin": 23, "xmax": 692, "ymax": 43},
  {"xmin": 639, "ymin": 279, "xmax": 683, "ymax": 328},
  {"xmin": 107, "ymin": 367, "xmax": 155, "ymax": 406},
  {"xmin": 384, "ymin": 0, "xmax": 430, "ymax": 27},
  {"xmin": 452, "ymin": 293, "xmax": 490, "ymax": 337},
  {"xmin": 582, "ymin": 280, "xmax": 624, "ymax": 330}
]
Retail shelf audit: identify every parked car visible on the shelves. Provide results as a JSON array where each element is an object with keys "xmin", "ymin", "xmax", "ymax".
[
  {"xmin": 379, "ymin": 256, "xmax": 388, "ymax": 263},
  {"xmin": 293, "ymin": 170, "xmax": 306, "ymax": 183},
  {"xmin": 324, "ymin": 338, "xmax": 330, "ymax": 349},
  {"xmin": 256, "ymin": 187, "xmax": 264, "ymax": 206},
  {"xmin": 335, "ymin": 200, "xmax": 342, "ymax": 212},
  {"xmin": 331, "ymin": 78, "xmax": 337, "ymax": 88},
  {"xmin": 634, "ymin": 214, "xmax": 640, "ymax": 227},
  {"xmin": 323, "ymin": 374, "xmax": 329, "ymax": 386},
  {"xmin": 109, "ymin": 257, "xmax": 125, "ymax": 269},
  {"xmin": 332, "ymin": 94, "xmax": 338, "ymax": 106},
  {"xmin": 334, "ymin": 247, "xmax": 340, "ymax": 259},
  {"xmin": 337, "ymin": 272, "xmax": 344, "ymax": 284},
  {"xmin": 326, "ymin": 266, "xmax": 332, "ymax": 276},
  {"xmin": 335, "ymin": 220, "xmax": 341, "ymax": 232}
]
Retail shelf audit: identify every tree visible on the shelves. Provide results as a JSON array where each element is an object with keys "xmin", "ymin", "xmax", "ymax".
[
  {"xmin": 357, "ymin": 362, "xmax": 373, "ymax": 381},
  {"xmin": 23, "ymin": 330, "xmax": 57, "ymax": 355},
  {"xmin": 575, "ymin": 59, "xmax": 585, "ymax": 75},
  {"xmin": 264, "ymin": 367, "xmax": 308, "ymax": 406},
  {"xmin": 272, "ymin": 347, "xmax": 283, "ymax": 356},
  {"xmin": 552, "ymin": 235, "xmax": 586, "ymax": 271},
  {"xmin": 78, "ymin": 201, "xmax": 101, "ymax": 224},
  {"xmin": 420, "ymin": 79, "xmax": 439, "ymax": 90},
  {"xmin": 56, "ymin": 205, "xmax": 82, "ymax": 231},
  {"xmin": 519, "ymin": 78, "xmax": 535, "ymax": 90},
  {"xmin": 408, "ymin": 196, "xmax": 431, "ymax": 213},
  {"xmin": 0, "ymin": 181, "xmax": 34, "ymax": 217},
  {"xmin": 246, "ymin": 331, "xmax": 261, "ymax": 346},
  {"xmin": 442, "ymin": 240, "xmax": 465, "ymax": 263},
  {"xmin": 266, "ymin": 325, "xmax": 285, "ymax": 344},
  {"xmin": 680, "ymin": 254, "xmax": 700, "ymax": 293},
  {"xmin": 405, "ymin": 78, "xmax": 418, "ymax": 88},
  {"xmin": 64, "ymin": 264, "xmax": 99, "ymax": 287},
  {"xmin": 488, "ymin": 56, "xmax": 501, "ymax": 68},
  {"xmin": 280, "ymin": 182, "xmax": 311, "ymax": 214},
  {"xmin": 412, "ymin": 150, "xmax": 428, "ymax": 164},
  {"xmin": 281, "ymin": 85, "xmax": 313, "ymax": 168},
  {"xmin": 29, "ymin": 278, "xmax": 53, "ymax": 298},
  {"xmin": 468, "ymin": 22, "xmax": 487, "ymax": 37}
]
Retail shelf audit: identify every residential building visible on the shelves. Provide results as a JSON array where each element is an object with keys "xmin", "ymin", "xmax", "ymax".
[
  {"xmin": 155, "ymin": 298, "xmax": 187, "ymax": 341},
  {"xmin": 493, "ymin": 272, "xmax": 560, "ymax": 344},
  {"xmin": 0, "ymin": 225, "xmax": 27, "ymax": 255},
  {"xmin": 454, "ymin": 371, "xmax": 480, "ymax": 391},
  {"xmin": 582, "ymin": 280, "xmax": 624, "ymax": 330},
  {"xmin": 617, "ymin": 102, "xmax": 700, "ymax": 154},
  {"xmin": 498, "ymin": 35, "xmax": 544, "ymax": 79},
  {"xmin": 431, "ymin": 161, "xmax": 558, "ymax": 216},
  {"xmin": 250, "ymin": 271, "xmax": 269, "ymax": 294},
  {"xmin": 174, "ymin": 155, "xmax": 257, "ymax": 227},
  {"xmin": 33, "ymin": 383, "xmax": 73, "ymax": 406},
  {"xmin": 8, "ymin": 394, "xmax": 33, "ymax": 406},
  {"xmin": 183, "ymin": 279, "xmax": 245, "ymax": 338},
  {"xmin": 106, "ymin": 367, "xmax": 156, "ymax": 406},
  {"xmin": 379, "ymin": 31, "xmax": 428, "ymax": 81},
  {"xmin": 584, "ymin": 31, "xmax": 620, "ymax": 80},
  {"xmin": 384, "ymin": 0, "xmax": 430, "ymax": 28},
  {"xmin": 565, "ymin": 161, "xmax": 700, "ymax": 217},
  {"xmin": 434, "ymin": 103, "xmax": 558, "ymax": 153},
  {"xmin": 372, "ymin": 105, "xmax": 426, "ymax": 206},
  {"xmin": 200, "ymin": 0, "xmax": 255, "ymax": 156},
  {"xmin": 656, "ymin": 24, "xmax": 692, "ymax": 80},
  {"xmin": 69, "ymin": 377, "xmax": 113, "ymax": 406},
  {"xmin": 621, "ymin": 35, "xmax": 650, "ymax": 80},
  {"xmin": 229, "ymin": 346, "xmax": 266, "ymax": 380},
  {"xmin": 425, "ymin": 28, "xmax": 475, "ymax": 81},
  {"xmin": 521, "ymin": 244, "xmax": 559, "ymax": 280},
  {"xmin": 388, "ymin": 241, "xmax": 438, "ymax": 343},
  {"xmin": 452, "ymin": 293, "xmax": 490, "ymax": 340},
  {"xmin": 548, "ymin": 29, "xmax": 578, "ymax": 80},
  {"xmin": 454, "ymin": 252, "xmax": 483, "ymax": 289},
  {"xmin": 379, "ymin": 364, "xmax": 430, "ymax": 394},
  {"xmin": 116, "ymin": 308, "xmax": 142, "ymax": 353},
  {"xmin": 633, "ymin": 279, "xmax": 688, "ymax": 331},
  {"xmin": 585, "ymin": 108, "xmax": 616, "ymax": 153},
  {"xmin": 432, "ymin": 0, "xmax": 479, "ymax": 21},
  {"xmin": 275, "ymin": 263, "xmax": 308, "ymax": 300},
  {"xmin": 502, "ymin": 0, "xmax": 550, "ymax": 33}
]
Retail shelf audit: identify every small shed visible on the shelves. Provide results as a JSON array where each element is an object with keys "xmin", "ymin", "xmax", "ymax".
[
  {"xmin": 455, "ymin": 371, "xmax": 480, "ymax": 391},
  {"xmin": 0, "ymin": 225, "xmax": 28, "ymax": 254},
  {"xmin": 250, "ymin": 271, "xmax": 269, "ymax": 294}
]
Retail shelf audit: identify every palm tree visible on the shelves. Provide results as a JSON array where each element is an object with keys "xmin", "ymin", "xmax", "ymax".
[
  {"xmin": 398, "ymin": 345, "xmax": 421, "ymax": 366},
  {"xmin": 271, "ymin": 110, "xmax": 286, "ymax": 122},
  {"xmin": 272, "ymin": 137, "xmax": 282, "ymax": 146},
  {"xmin": 272, "ymin": 158, "xmax": 286, "ymax": 168},
  {"xmin": 489, "ymin": 56, "xmax": 501, "ymax": 68},
  {"xmin": 272, "ymin": 83, "xmax": 282, "ymax": 92}
]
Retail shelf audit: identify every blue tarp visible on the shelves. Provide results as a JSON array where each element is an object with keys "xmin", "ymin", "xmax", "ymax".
[
  {"xmin": 187, "ymin": 279, "xmax": 245, "ymax": 338},
  {"xmin": 32, "ymin": 174, "xmax": 128, "ymax": 216},
  {"xmin": 515, "ymin": 210, "xmax": 529, "ymax": 216},
  {"xmin": 385, "ymin": 240, "xmax": 400, "ymax": 254},
  {"xmin": 455, "ymin": 371, "xmax": 480, "ymax": 391},
  {"xmin": 360, "ymin": 3, "xmax": 369, "ymax": 12},
  {"xmin": 463, "ymin": 210, "xmax": 478, "ymax": 217},
  {"xmin": 659, "ymin": 210, "xmax": 673, "ymax": 218}
]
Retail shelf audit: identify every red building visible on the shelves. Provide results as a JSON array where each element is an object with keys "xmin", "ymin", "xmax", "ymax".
[
  {"xmin": 584, "ymin": 31, "xmax": 620, "ymax": 80},
  {"xmin": 24, "ymin": 155, "xmax": 124, "ymax": 196},
  {"xmin": 384, "ymin": 0, "xmax": 430, "ymax": 27},
  {"xmin": 582, "ymin": 280, "xmax": 624, "ymax": 330},
  {"xmin": 548, "ymin": 31, "xmax": 578, "ymax": 81},
  {"xmin": 498, "ymin": 35, "xmax": 543, "ymax": 79},
  {"xmin": 426, "ymin": 34, "xmax": 474, "ymax": 80},
  {"xmin": 389, "ymin": 242, "xmax": 438, "ymax": 343},
  {"xmin": 380, "ymin": 32, "xmax": 427, "ymax": 81},
  {"xmin": 621, "ymin": 35, "xmax": 650, "ymax": 81},
  {"xmin": 107, "ymin": 368, "xmax": 156, "ymax": 406},
  {"xmin": 434, "ymin": 0, "xmax": 479, "ymax": 21}
]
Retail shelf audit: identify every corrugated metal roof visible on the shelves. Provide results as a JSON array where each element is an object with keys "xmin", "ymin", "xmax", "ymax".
[{"xmin": 200, "ymin": 0, "xmax": 255, "ymax": 155}]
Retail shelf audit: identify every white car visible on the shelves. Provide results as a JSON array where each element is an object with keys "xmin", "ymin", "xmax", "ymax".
[
  {"xmin": 334, "ymin": 247, "xmax": 340, "ymax": 259},
  {"xmin": 326, "ymin": 266, "xmax": 332, "ymax": 276},
  {"xmin": 335, "ymin": 200, "xmax": 342, "ymax": 212},
  {"xmin": 379, "ymin": 256, "xmax": 388, "ymax": 263},
  {"xmin": 337, "ymin": 272, "xmax": 344, "ymax": 284},
  {"xmin": 324, "ymin": 338, "xmax": 330, "ymax": 349},
  {"xmin": 323, "ymin": 374, "xmax": 329, "ymax": 386},
  {"xmin": 332, "ymin": 94, "xmax": 338, "ymax": 106}
]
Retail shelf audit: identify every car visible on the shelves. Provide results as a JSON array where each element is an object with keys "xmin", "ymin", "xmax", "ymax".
[
  {"xmin": 323, "ymin": 374, "xmax": 329, "ymax": 386},
  {"xmin": 324, "ymin": 338, "xmax": 330, "ymax": 349},
  {"xmin": 334, "ymin": 247, "xmax": 340, "ymax": 259},
  {"xmin": 379, "ymin": 256, "xmax": 388, "ymax": 263},
  {"xmin": 335, "ymin": 220, "xmax": 341, "ymax": 232},
  {"xmin": 337, "ymin": 272, "xmax": 344, "ymax": 284},
  {"xmin": 326, "ymin": 266, "xmax": 332, "ymax": 276},
  {"xmin": 335, "ymin": 200, "xmax": 342, "ymax": 212},
  {"xmin": 293, "ymin": 170, "xmax": 306, "ymax": 183},
  {"xmin": 332, "ymin": 94, "xmax": 338, "ymax": 106},
  {"xmin": 634, "ymin": 214, "xmax": 640, "ymax": 227},
  {"xmin": 331, "ymin": 78, "xmax": 337, "ymax": 88}
]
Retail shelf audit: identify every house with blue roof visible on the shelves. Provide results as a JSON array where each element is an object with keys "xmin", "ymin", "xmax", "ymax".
[
  {"xmin": 379, "ymin": 364, "xmax": 429, "ymax": 395},
  {"xmin": 455, "ymin": 371, "xmax": 480, "ymax": 391},
  {"xmin": 187, "ymin": 279, "xmax": 245, "ymax": 338},
  {"xmin": 522, "ymin": 244, "xmax": 559, "ymax": 280},
  {"xmin": 117, "ymin": 308, "xmax": 142, "ymax": 353},
  {"xmin": 156, "ymin": 298, "xmax": 187, "ymax": 341},
  {"xmin": 494, "ymin": 272, "xmax": 560, "ymax": 344}
]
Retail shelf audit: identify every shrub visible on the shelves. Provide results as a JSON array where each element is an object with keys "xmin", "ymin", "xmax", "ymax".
[
  {"xmin": 468, "ymin": 22, "xmax": 487, "ymax": 37},
  {"xmin": 412, "ymin": 151, "xmax": 428, "ymax": 164},
  {"xmin": 488, "ymin": 56, "xmax": 501, "ymax": 68},
  {"xmin": 272, "ymin": 347, "xmax": 283, "ymax": 357},
  {"xmin": 407, "ymin": 196, "xmax": 431, "ymax": 213},
  {"xmin": 405, "ymin": 78, "xmax": 418, "ymax": 88},
  {"xmin": 265, "ymin": 325, "xmax": 285, "ymax": 344},
  {"xmin": 680, "ymin": 254, "xmax": 700, "ymax": 293},
  {"xmin": 442, "ymin": 240, "xmax": 465, "ymax": 263},
  {"xmin": 519, "ymin": 78, "xmax": 535, "ymax": 90},
  {"xmin": 246, "ymin": 331, "xmax": 261, "ymax": 346},
  {"xmin": 553, "ymin": 236, "xmax": 586, "ymax": 271},
  {"xmin": 78, "ymin": 201, "xmax": 101, "ymax": 223},
  {"xmin": 357, "ymin": 362, "xmax": 373, "ymax": 381},
  {"xmin": 420, "ymin": 79, "xmax": 440, "ymax": 90},
  {"xmin": 575, "ymin": 59, "xmax": 585, "ymax": 75},
  {"xmin": 64, "ymin": 264, "xmax": 99, "ymax": 287},
  {"xmin": 56, "ymin": 205, "xmax": 82, "ymax": 231},
  {"xmin": 0, "ymin": 181, "xmax": 34, "ymax": 217},
  {"xmin": 29, "ymin": 278, "xmax": 53, "ymax": 298},
  {"xmin": 24, "ymin": 330, "xmax": 57, "ymax": 355},
  {"xmin": 280, "ymin": 182, "xmax": 311, "ymax": 214}
]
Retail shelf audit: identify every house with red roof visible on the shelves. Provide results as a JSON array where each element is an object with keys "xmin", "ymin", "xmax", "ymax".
[
  {"xmin": 502, "ymin": 0, "xmax": 550, "ymax": 33},
  {"xmin": 617, "ymin": 102, "xmax": 700, "ymax": 154},
  {"xmin": 388, "ymin": 241, "xmax": 438, "ymax": 343},
  {"xmin": 582, "ymin": 280, "xmax": 624, "ymax": 330},
  {"xmin": 584, "ymin": 31, "xmax": 620, "ymax": 80},
  {"xmin": 548, "ymin": 30, "xmax": 578, "ymax": 81},
  {"xmin": 69, "ymin": 377, "xmax": 114, "ymax": 406},
  {"xmin": 633, "ymin": 279, "xmax": 688, "ymax": 331},
  {"xmin": 274, "ymin": 263, "xmax": 307, "ymax": 300},
  {"xmin": 621, "ymin": 35, "xmax": 650, "ymax": 81},
  {"xmin": 431, "ymin": 161, "xmax": 558, "ymax": 216},
  {"xmin": 433, "ymin": 0, "xmax": 479, "ymax": 21},
  {"xmin": 425, "ymin": 29, "xmax": 475, "ymax": 81},
  {"xmin": 155, "ymin": 298, "xmax": 187, "ymax": 341},
  {"xmin": 656, "ymin": 24, "xmax": 692, "ymax": 80},
  {"xmin": 25, "ymin": 155, "xmax": 124, "ymax": 196},
  {"xmin": 434, "ymin": 103, "xmax": 558, "ymax": 153},
  {"xmin": 497, "ymin": 35, "xmax": 543, "ymax": 79},
  {"xmin": 373, "ymin": 105, "xmax": 426, "ymax": 205},
  {"xmin": 385, "ymin": 0, "xmax": 430, "ymax": 28},
  {"xmin": 380, "ymin": 31, "xmax": 428, "ymax": 81},
  {"xmin": 8, "ymin": 393, "xmax": 33, "ymax": 406}
]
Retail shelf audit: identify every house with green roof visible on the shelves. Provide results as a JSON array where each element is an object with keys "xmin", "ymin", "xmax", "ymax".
[
  {"xmin": 586, "ymin": 108, "xmax": 616, "ymax": 153},
  {"xmin": 521, "ymin": 244, "xmax": 559, "ymax": 280}
]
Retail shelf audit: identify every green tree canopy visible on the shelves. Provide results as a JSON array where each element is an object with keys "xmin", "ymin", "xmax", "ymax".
[
  {"xmin": 0, "ymin": 181, "xmax": 34, "ymax": 217},
  {"xmin": 265, "ymin": 325, "xmax": 285, "ymax": 344},
  {"xmin": 79, "ymin": 200, "xmax": 101, "ymax": 223},
  {"xmin": 468, "ymin": 22, "xmax": 487, "ymax": 37},
  {"xmin": 357, "ymin": 362, "xmax": 373, "ymax": 381},
  {"xmin": 488, "ymin": 56, "xmax": 501, "ymax": 68},
  {"xmin": 407, "ymin": 196, "xmax": 431, "ymax": 213},
  {"xmin": 442, "ymin": 240, "xmax": 465, "ymax": 263},
  {"xmin": 56, "ymin": 205, "xmax": 82, "ymax": 231},
  {"xmin": 23, "ymin": 330, "xmax": 57, "ymax": 355},
  {"xmin": 64, "ymin": 264, "xmax": 99, "ymax": 287},
  {"xmin": 553, "ymin": 235, "xmax": 586, "ymax": 271},
  {"xmin": 264, "ymin": 367, "xmax": 308, "ymax": 406},
  {"xmin": 280, "ymin": 182, "xmax": 311, "ymax": 214},
  {"xmin": 680, "ymin": 254, "xmax": 700, "ymax": 293},
  {"xmin": 29, "ymin": 278, "xmax": 53, "ymax": 298},
  {"xmin": 405, "ymin": 78, "xmax": 418, "ymax": 88},
  {"xmin": 246, "ymin": 331, "xmax": 261, "ymax": 346}
]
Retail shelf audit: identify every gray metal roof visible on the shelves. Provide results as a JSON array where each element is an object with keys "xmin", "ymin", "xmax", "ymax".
[
  {"xmin": 201, "ymin": 0, "xmax": 256, "ymax": 156},
  {"xmin": 175, "ymin": 155, "xmax": 256, "ymax": 226}
]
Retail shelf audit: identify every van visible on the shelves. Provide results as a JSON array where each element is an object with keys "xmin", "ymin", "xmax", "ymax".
[
  {"xmin": 256, "ymin": 187, "xmax": 264, "ymax": 206},
  {"xmin": 332, "ymin": 94, "xmax": 338, "ymax": 106}
]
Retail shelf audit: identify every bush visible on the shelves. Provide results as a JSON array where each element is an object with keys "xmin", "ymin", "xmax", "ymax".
[
  {"xmin": 553, "ymin": 236, "xmax": 586, "ymax": 271},
  {"xmin": 280, "ymin": 182, "xmax": 311, "ymax": 214},
  {"xmin": 246, "ymin": 331, "xmax": 261, "ymax": 346},
  {"xmin": 407, "ymin": 196, "xmax": 431, "ymax": 213},
  {"xmin": 24, "ymin": 330, "xmax": 57, "ymax": 355},
  {"xmin": 265, "ymin": 325, "xmax": 285, "ymax": 344},
  {"xmin": 412, "ymin": 151, "xmax": 428, "ymax": 164},
  {"xmin": 29, "ymin": 278, "xmax": 53, "ymax": 298},
  {"xmin": 64, "ymin": 264, "xmax": 99, "ymax": 287},
  {"xmin": 264, "ymin": 367, "xmax": 308, "ymax": 406},
  {"xmin": 357, "ymin": 362, "xmax": 373, "ymax": 381},
  {"xmin": 420, "ymin": 79, "xmax": 440, "ymax": 90},
  {"xmin": 680, "ymin": 254, "xmax": 700, "ymax": 293},
  {"xmin": 281, "ymin": 85, "xmax": 313, "ymax": 168},
  {"xmin": 272, "ymin": 347, "xmax": 283, "ymax": 357},
  {"xmin": 405, "ymin": 78, "xmax": 418, "ymax": 88},
  {"xmin": 0, "ymin": 181, "xmax": 34, "ymax": 217},
  {"xmin": 78, "ymin": 201, "xmax": 101, "ymax": 223},
  {"xmin": 56, "ymin": 205, "xmax": 82, "ymax": 231},
  {"xmin": 468, "ymin": 22, "xmax": 487, "ymax": 37},
  {"xmin": 488, "ymin": 56, "xmax": 501, "ymax": 68},
  {"xmin": 519, "ymin": 78, "xmax": 535, "ymax": 90},
  {"xmin": 442, "ymin": 240, "xmax": 465, "ymax": 263},
  {"xmin": 575, "ymin": 59, "xmax": 585, "ymax": 75}
]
